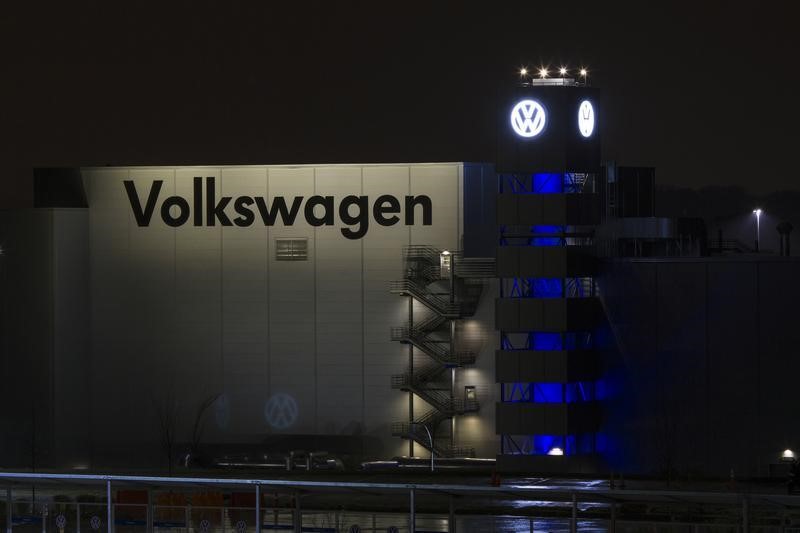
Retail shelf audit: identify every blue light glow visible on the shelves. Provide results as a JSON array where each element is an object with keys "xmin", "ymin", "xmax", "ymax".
[
  {"xmin": 535, "ymin": 383, "xmax": 562, "ymax": 402},
  {"xmin": 533, "ymin": 278, "xmax": 563, "ymax": 298},
  {"xmin": 533, "ymin": 332, "xmax": 562, "ymax": 350},
  {"xmin": 532, "ymin": 225, "xmax": 562, "ymax": 246},
  {"xmin": 502, "ymin": 434, "xmax": 596, "ymax": 456},
  {"xmin": 533, "ymin": 173, "xmax": 564, "ymax": 194},
  {"xmin": 503, "ymin": 382, "xmax": 595, "ymax": 403}
]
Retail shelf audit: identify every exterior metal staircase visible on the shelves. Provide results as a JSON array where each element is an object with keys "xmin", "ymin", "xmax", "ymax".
[
  {"xmin": 390, "ymin": 325, "xmax": 476, "ymax": 367},
  {"xmin": 391, "ymin": 409, "xmax": 476, "ymax": 458},
  {"xmin": 389, "ymin": 245, "xmax": 494, "ymax": 458}
]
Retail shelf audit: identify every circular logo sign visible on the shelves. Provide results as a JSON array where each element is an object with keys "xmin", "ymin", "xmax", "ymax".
[
  {"xmin": 89, "ymin": 516, "xmax": 101, "ymax": 530},
  {"xmin": 55, "ymin": 515, "xmax": 67, "ymax": 529},
  {"xmin": 235, "ymin": 520, "xmax": 247, "ymax": 533},
  {"xmin": 387, "ymin": 527, "xmax": 399, "ymax": 533},
  {"xmin": 578, "ymin": 100, "xmax": 595, "ymax": 137},
  {"xmin": 510, "ymin": 99, "xmax": 546, "ymax": 138},
  {"xmin": 349, "ymin": 526, "xmax": 361, "ymax": 533},
  {"xmin": 199, "ymin": 519, "xmax": 211, "ymax": 533},
  {"xmin": 265, "ymin": 393, "xmax": 299, "ymax": 429}
]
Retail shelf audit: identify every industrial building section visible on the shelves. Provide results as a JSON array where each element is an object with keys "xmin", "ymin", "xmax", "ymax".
[
  {"xmin": 0, "ymin": 163, "xmax": 498, "ymax": 469},
  {"xmin": 2, "ymin": 78, "xmax": 800, "ymax": 478}
]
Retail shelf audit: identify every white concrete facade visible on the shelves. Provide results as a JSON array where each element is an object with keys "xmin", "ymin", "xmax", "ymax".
[{"xmin": 78, "ymin": 163, "xmax": 497, "ymax": 463}]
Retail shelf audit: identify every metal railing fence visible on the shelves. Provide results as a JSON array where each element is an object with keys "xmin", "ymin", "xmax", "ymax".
[{"xmin": 5, "ymin": 470, "xmax": 800, "ymax": 533}]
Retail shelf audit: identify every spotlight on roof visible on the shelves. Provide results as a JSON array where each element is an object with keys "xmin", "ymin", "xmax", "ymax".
[
  {"xmin": 547, "ymin": 446, "xmax": 564, "ymax": 456},
  {"xmin": 753, "ymin": 208, "xmax": 763, "ymax": 216},
  {"xmin": 783, "ymin": 449, "xmax": 796, "ymax": 462},
  {"xmin": 579, "ymin": 68, "xmax": 588, "ymax": 77},
  {"xmin": 519, "ymin": 67, "xmax": 528, "ymax": 77},
  {"xmin": 539, "ymin": 67, "xmax": 548, "ymax": 78},
  {"xmin": 559, "ymin": 67, "xmax": 567, "ymax": 76}
]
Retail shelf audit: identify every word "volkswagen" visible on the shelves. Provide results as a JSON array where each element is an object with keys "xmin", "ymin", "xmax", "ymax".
[{"xmin": 124, "ymin": 177, "xmax": 432, "ymax": 239}]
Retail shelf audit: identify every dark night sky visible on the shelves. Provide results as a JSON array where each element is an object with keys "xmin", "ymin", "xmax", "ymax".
[{"xmin": 0, "ymin": 2, "xmax": 797, "ymax": 207}]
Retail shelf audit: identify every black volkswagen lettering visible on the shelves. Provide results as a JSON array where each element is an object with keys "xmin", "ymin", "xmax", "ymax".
[
  {"xmin": 205, "ymin": 177, "xmax": 233, "ymax": 226},
  {"xmin": 254, "ymin": 196, "xmax": 303, "ymax": 225},
  {"xmin": 123, "ymin": 178, "xmax": 433, "ymax": 238},
  {"xmin": 124, "ymin": 180, "xmax": 163, "ymax": 226},
  {"xmin": 373, "ymin": 194, "xmax": 401, "ymax": 226},
  {"xmin": 161, "ymin": 196, "xmax": 191, "ymax": 227},
  {"xmin": 304, "ymin": 196, "xmax": 335, "ymax": 226},
  {"xmin": 405, "ymin": 195, "xmax": 433, "ymax": 225},
  {"xmin": 233, "ymin": 196, "xmax": 255, "ymax": 227},
  {"xmin": 339, "ymin": 195, "xmax": 369, "ymax": 239}
]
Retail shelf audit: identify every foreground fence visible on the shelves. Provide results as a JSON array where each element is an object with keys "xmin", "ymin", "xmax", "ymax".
[{"xmin": 2, "ymin": 472, "xmax": 800, "ymax": 533}]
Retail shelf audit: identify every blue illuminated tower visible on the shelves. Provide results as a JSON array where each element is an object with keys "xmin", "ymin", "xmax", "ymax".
[{"xmin": 494, "ymin": 79, "xmax": 603, "ymax": 472}]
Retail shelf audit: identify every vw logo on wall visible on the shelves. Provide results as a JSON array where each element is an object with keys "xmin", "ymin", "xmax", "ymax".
[
  {"xmin": 510, "ymin": 99, "xmax": 546, "ymax": 138},
  {"xmin": 578, "ymin": 100, "xmax": 595, "ymax": 137},
  {"xmin": 264, "ymin": 393, "xmax": 299, "ymax": 429}
]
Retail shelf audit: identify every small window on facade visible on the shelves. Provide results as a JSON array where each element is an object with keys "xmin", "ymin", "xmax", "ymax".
[
  {"xmin": 464, "ymin": 386, "xmax": 476, "ymax": 401},
  {"xmin": 275, "ymin": 238, "xmax": 308, "ymax": 261},
  {"xmin": 440, "ymin": 251, "xmax": 452, "ymax": 278}
]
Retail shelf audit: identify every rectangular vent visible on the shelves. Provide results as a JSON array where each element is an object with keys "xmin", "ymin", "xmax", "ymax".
[{"xmin": 275, "ymin": 238, "xmax": 308, "ymax": 261}]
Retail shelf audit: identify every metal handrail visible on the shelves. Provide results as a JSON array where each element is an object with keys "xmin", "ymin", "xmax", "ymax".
[
  {"xmin": 389, "ymin": 329, "xmax": 475, "ymax": 367},
  {"xmin": 5, "ymin": 470, "xmax": 794, "ymax": 532},
  {"xmin": 389, "ymin": 280, "xmax": 462, "ymax": 316}
]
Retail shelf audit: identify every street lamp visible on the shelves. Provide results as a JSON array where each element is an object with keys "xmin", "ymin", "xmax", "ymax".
[
  {"xmin": 409, "ymin": 422, "xmax": 435, "ymax": 472},
  {"xmin": 753, "ymin": 209, "xmax": 763, "ymax": 252}
]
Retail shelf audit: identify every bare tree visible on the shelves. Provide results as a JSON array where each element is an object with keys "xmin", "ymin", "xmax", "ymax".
[
  {"xmin": 154, "ymin": 385, "xmax": 179, "ymax": 476},
  {"xmin": 189, "ymin": 393, "xmax": 220, "ymax": 457}
]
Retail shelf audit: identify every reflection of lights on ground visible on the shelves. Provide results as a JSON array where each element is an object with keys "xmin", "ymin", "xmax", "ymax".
[
  {"xmin": 505, "ymin": 499, "xmax": 608, "ymax": 511},
  {"xmin": 506, "ymin": 478, "xmax": 607, "ymax": 490},
  {"xmin": 456, "ymin": 518, "xmax": 608, "ymax": 532}
]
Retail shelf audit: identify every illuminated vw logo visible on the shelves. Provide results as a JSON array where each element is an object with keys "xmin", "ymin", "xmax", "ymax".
[
  {"xmin": 510, "ymin": 99, "xmax": 546, "ymax": 137},
  {"xmin": 264, "ymin": 393, "xmax": 298, "ymax": 429},
  {"xmin": 578, "ymin": 100, "xmax": 595, "ymax": 137}
]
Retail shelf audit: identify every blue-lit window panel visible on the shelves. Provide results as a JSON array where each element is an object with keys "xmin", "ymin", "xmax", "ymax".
[
  {"xmin": 533, "ymin": 173, "xmax": 564, "ymax": 194},
  {"xmin": 500, "ymin": 174, "xmax": 533, "ymax": 194},
  {"xmin": 500, "ymin": 334, "xmax": 515, "ymax": 350},
  {"xmin": 563, "ymin": 173, "xmax": 595, "ymax": 194},
  {"xmin": 533, "ymin": 278, "xmax": 563, "ymax": 298},
  {"xmin": 508, "ymin": 278, "xmax": 527, "ymax": 298},
  {"xmin": 533, "ymin": 435, "xmax": 562, "ymax": 454},
  {"xmin": 563, "ymin": 332, "xmax": 592, "ymax": 350},
  {"xmin": 502, "ymin": 382, "xmax": 533, "ymax": 402},
  {"xmin": 533, "ymin": 383, "xmax": 563, "ymax": 403},
  {"xmin": 533, "ymin": 435, "xmax": 576, "ymax": 455},
  {"xmin": 504, "ymin": 278, "xmax": 564, "ymax": 298},
  {"xmin": 533, "ymin": 332, "xmax": 563, "ymax": 351},
  {"xmin": 565, "ymin": 382, "xmax": 595, "ymax": 403},
  {"xmin": 565, "ymin": 277, "xmax": 594, "ymax": 298},
  {"xmin": 502, "ymin": 382, "xmax": 596, "ymax": 403},
  {"xmin": 531, "ymin": 225, "xmax": 563, "ymax": 247},
  {"xmin": 501, "ymin": 434, "xmax": 595, "ymax": 456},
  {"xmin": 500, "ymin": 332, "xmax": 543, "ymax": 350}
]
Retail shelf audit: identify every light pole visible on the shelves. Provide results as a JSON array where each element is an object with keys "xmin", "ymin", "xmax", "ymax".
[
  {"xmin": 752, "ymin": 209, "xmax": 762, "ymax": 252},
  {"xmin": 409, "ymin": 422, "xmax": 434, "ymax": 472}
]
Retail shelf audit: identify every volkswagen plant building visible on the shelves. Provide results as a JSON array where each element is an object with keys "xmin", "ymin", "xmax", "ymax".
[{"xmin": 2, "ymin": 77, "xmax": 800, "ymax": 478}]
